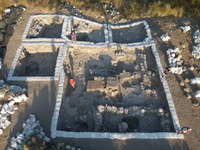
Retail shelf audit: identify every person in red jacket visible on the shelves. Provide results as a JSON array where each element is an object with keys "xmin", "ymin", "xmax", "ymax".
[{"xmin": 69, "ymin": 78, "xmax": 76, "ymax": 89}]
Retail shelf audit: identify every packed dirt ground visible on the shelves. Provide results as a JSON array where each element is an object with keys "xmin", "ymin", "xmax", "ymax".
[{"xmin": 0, "ymin": 7, "xmax": 200, "ymax": 150}]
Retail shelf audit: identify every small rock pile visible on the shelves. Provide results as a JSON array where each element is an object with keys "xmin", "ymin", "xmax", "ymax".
[
  {"xmin": 0, "ymin": 57, "xmax": 2, "ymax": 69},
  {"xmin": 192, "ymin": 30, "xmax": 200, "ymax": 59},
  {"xmin": 97, "ymin": 105, "xmax": 164, "ymax": 117},
  {"xmin": 179, "ymin": 25, "xmax": 191, "ymax": 33},
  {"xmin": 95, "ymin": 105, "xmax": 172, "ymax": 132},
  {"xmin": 137, "ymin": 53, "xmax": 147, "ymax": 72},
  {"xmin": 27, "ymin": 20, "xmax": 44, "ymax": 38},
  {"xmin": 161, "ymin": 33, "xmax": 170, "ymax": 42},
  {"xmin": 8, "ymin": 114, "xmax": 50, "ymax": 150},
  {"xmin": 179, "ymin": 80, "xmax": 191, "ymax": 99},
  {"xmin": 166, "ymin": 48, "xmax": 184, "ymax": 74},
  {"xmin": 190, "ymin": 77, "xmax": 200, "ymax": 85},
  {"xmin": 8, "ymin": 113, "xmax": 82, "ymax": 150},
  {"xmin": 190, "ymin": 77, "xmax": 200, "ymax": 98},
  {"xmin": 0, "ymin": 81, "xmax": 28, "ymax": 135}
]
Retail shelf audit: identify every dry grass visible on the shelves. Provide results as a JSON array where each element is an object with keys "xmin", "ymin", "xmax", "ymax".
[
  {"xmin": 146, "ymin": 2, "xmax": 184, "ymax": 17},
  {"xmin": 0, "ymin": 0, "xmax": 200, "ymax": 19}
]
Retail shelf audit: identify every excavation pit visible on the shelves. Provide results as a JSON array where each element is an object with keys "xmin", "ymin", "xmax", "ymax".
[
  {"xmin": 67, "ymin": 18, "xmax": 105, "ymax": 43},
  {"xmin": 111, "ymin": 23, "xmax": 147, "ymax": 44},
  {"xmin": 8, "ymin": 43, "xmax": 63, "ymax": 81},
  {"xmin": 57, "ymin": 46, "xmax": 174, "ymax": 133},
  {"xmin": 26, "ymin": 16, "xmax": 65, "ymax": 38}
]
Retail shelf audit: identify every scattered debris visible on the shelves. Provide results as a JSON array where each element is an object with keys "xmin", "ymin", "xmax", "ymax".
[
  {"xmin": 192, "ymin": 45, "xmax": 200, "ymax": 59},
  {"xmin": 27, "ymin": 20, "xmax": 44, "ymax": 38},
  {"xmin": 192, "ymin": 30, "xmax": 200, "ymax": 59},
  {"xmin": 190, "ymin": 77, "xmax": 200, "ymax": 85},
  {"xmin": 186, "ymin": 93, "xmax": 192, "ymax": 99},
  {"xmin": 179, "ymin": 82, "xmax": 185, "ymax": 86},
  {"xmin": 166, "ymin": 48, "xmax": 184, "ymax": 74},
  {"xmin": 0, "ymin": 58, "xmax": 2, "ymax": 69},
  {"xmin": 184, "ymin": 78, "xmax": 190, "ymax": 83},
  {"xmin": 0, "ymin": 81, "xmax": 28, "ymax": 135},
  {"xmin": 193, "ymin": 30, "xmax": 200, "ymax": 44},
  {"xmin": 8, "ymin": 114, "xmax": 50, "ymax": 150},
  {"xmin": 161, "ymin": 33, "xmax": 170, "ymax": 42},
  {"xmin": 179, "ymin": 26, "xmax": 191, "ymax": 33},
  {"xmin": 194, "ymin": 90, "xmax": 200, "ymax": 98},
  {"xmin": 183, "ymin": 88, "xmax": 190, "ymax": 93}
]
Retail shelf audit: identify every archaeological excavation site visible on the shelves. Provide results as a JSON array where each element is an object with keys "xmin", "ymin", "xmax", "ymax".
[
  {"xmin": 3, "ymin": 1, "xmax": 200, "ymax": 149},
  {"xmin": 58, "ymin": 46, "xmax": 174, "ymax": 133},
  {"xmin": 6, "ymin": 14, "xmax": 183, "ymax": 140}
]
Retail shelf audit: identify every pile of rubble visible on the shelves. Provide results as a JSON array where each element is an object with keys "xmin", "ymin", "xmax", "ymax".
[
  {"xmin": 95, "ymin": 105, "xmax": 171, "ymax": 132},
  {"xmin": 8, "ymin": 114, "xmax": 50, "ymax": 150},
  {"xmin": 121, "ymin": 70, "xmax": 157, "ymax": 99},
  {"xmin": 27, "ymin": 20, "xmax": 44, "ymax": 38},
  {"xmin": 127, "ymin": 52, "xmax": 147, "ymax": 73},
  {"xmin": 179, "ymin": 80, "xmax": 192, "ymax": 99},
  {"xmin": 0, "ymin": 57, "xmax": 2, "ymax": 69},
  {"xmin": 161, "ymin": 33, "xmax": 170, "ymax": 42},
  {"xmin": 190, "ymin": 77, "xmax": 200, "ymax": 98},
  {"xmin": 0, "ymin": 5, "xmax": 25, "ymax": 69},
  {"xmin": 190, "ymin": 77, "xmax": 200, "ymax": 85},
  {"xmin": 8, "ymin": 114, "xmax": 82, "ymax": 150},
  {"xmin": 166, "ymin": 48, "xmax": 184, "ymax": 74},
  {"xmin": 97, "ymin": 105, "xmax": 159, "ymax": 116},
  {"xmin": 179, "ymin": 25, "xmax": 191, "ymax": 33},
  {"xmin": 192, "ymin": 30, "xmax": 200, "ymax": 59},
  {"xmin": 0, "ymin": 80, "xmax": 28, "ymax": 135}
]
